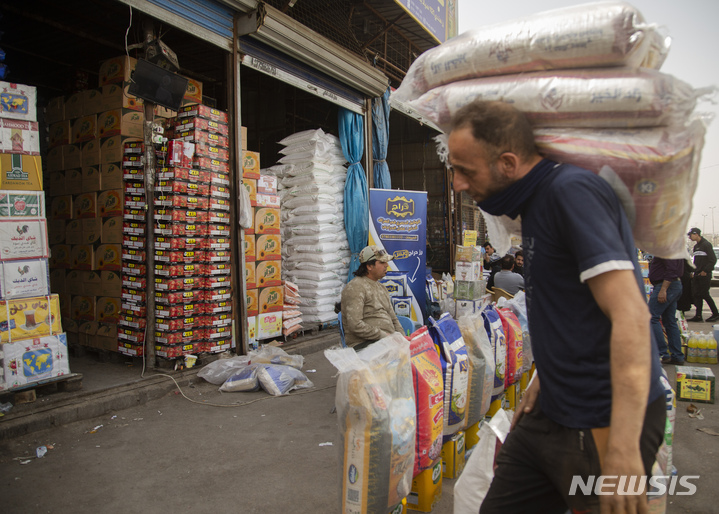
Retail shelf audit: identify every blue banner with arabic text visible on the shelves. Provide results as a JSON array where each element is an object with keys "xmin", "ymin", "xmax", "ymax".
[{"xmin": 369, "ymin": 188, "xmax": 427, "ymax": 324}]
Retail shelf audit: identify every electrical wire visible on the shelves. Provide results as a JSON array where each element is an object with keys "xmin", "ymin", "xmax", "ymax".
[
  {"xmin": 125, "ymin": 6, "xmax": 133, "ymax": 58},
  {"xmin": 140, "ymin": 371, "xmax": 336, "ymax": 408}
]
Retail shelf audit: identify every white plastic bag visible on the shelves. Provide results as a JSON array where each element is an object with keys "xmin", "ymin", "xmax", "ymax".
[
  {"xmin": 454, "ymin": 409, "xmax": 512, "ymax": 514},
  {"xmin": 198, "ymin": 356, "xmax": 251, "ymax": 385},
  {"xmin": 239, "ymin": 182, "xmax": 253, "ymax": 229},
  {"xmin": 248, "ymin": 345, "xmax": 304, "ymax": 369}
]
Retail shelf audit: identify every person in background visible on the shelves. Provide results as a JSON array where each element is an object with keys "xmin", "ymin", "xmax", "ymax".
[
  {"xmin": 687, "ymin": 228, "xmax": 719, "ymax": 323},
  {"xmin": 340, "ymin": 245, "xmax": 404, "ymax": 349},
  {"xmin": 448, "ymin": 100, "xmax": 664, "ymax": 513},
  {"xmin": 648, "ymin": 256, "xmax": 684, "ymax": 364},
  {"xmin": 513, "ymin": 249, "xmax": 524, "ymax": 276},
  {"xmin": 676, "ymin": 258, "xmax": 694, "ymax": 315},
  {"xmin": 493, "ymin": 254, "xmax": 525, "ymax": 295}
]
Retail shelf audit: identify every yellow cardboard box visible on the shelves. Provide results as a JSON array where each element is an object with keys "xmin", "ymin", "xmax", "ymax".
[
  {"xmin": 98, "ymin": 189, "xmax": 123, "ymax": 218},
  {"xmin": 83, "ymin": 88, "xmax": 104, "ymax": 115},
  {"xmin": 71, "ymin": 115, "xmax": 97, "ymax": 144},
  {"xmin": 74, "ymin": 192, "xmax": 97, "ymax": 219},
  {"xmin": 48, "ymin": 120, "xmax": 71, "ymax": 148},
  {"xmin": 84, "ymin": 271, "xmax": 103, "ymax": 297},
  {"xmin": 49, "ymin": 171, "xmax": 66, "ymax": 196},
  {"xmin": 259, "ymin": 286, "xmax": 283, "ymax": 313},
  {"xmin": 407, "ymin": 460, "xmax": 442, "ymax": 512},
  {"xmin": 82, "ymin": 217, "xmax": 102, "ymax": 245},
  {"xmin": 100, "ymin": 270, "xmax": 122, "ymax": 297},
  {"xmin": 82, "ymin": 140, "xmax": 101, "ymax": 168},
  {"xmin": 46, "ymin": 96, "xmax": 65, "ymax": 124},
  {"xmin": 48, "ymin": 219, "xmax": 66, "ymax": 245},
  {"xmin": 64, "ymin": 92, "xmax": 84, "ymax": 119},
  {"xmin": 47, "ymin": 147, "xmax": 64, "ymax": 172},
  {"xmin": 71, "ymin": 244, "xmax": 95, "ymax": 270},
  {"xmin": 246, "ymin": 288, "xmax": 258, "ymax": 317},
  {"xmin": 49, "ymin": 244, "xmax": 72, "ymax": 269},
  {"xmin": 51, "ymin": 195, "xmax": 73, "ymax": 220},
  {"xmin": 99, "ymin": 56, "xmax": 137, "ymax": 86},
  {"xmin": 245, "ymin": 261, "xmax": 256, "ymax": 289},
  {"xmin": 242, "ymin": 151, "xmax": 260, "ymax": 179},
  {"xmin": 0, "ymin": 154, "xmax": 42, "ymax": 190},
  {"xmin": 95, "ymin": 244, "xmax": 122, "ymax": 271},
  {"xmin": 62, "ymin": 144, "xmax": 82, "ymax": 169},
  {"xmin": 96, "ymin": 296, "xmax": 121, "ymax": 324},
  {"xmin": 0, "ymin": 294, "xmax": 63, "ymax": 343},
  {"xmin": 97, "ymin": 109, "xmax": 144, "ymax": 138},
  {"xmin": 65, "ymin": 219, "xmax": 83, "ymax": 245},
  {"xmin": 100, "ymin": 163, "xmax": 123, "ymax": 190},
  {"xmin": 81, "ymin": 165, "xmax": 101, "ymax": 192},
  {"xmin": 102, "ymin": 216, "xmax": 123, "ymax": 244},
  {"xmin": 256, "ymin": 260, "xmax": 281, "ymax": 288},
  {"xmin": 101, "ymin": 83, "xmax": 143, "ymax": 111}
]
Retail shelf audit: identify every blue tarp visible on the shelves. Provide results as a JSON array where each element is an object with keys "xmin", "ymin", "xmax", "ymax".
[
  {"xmin": 339, "ymin": 108, "xmax": 368, "ymax": 280},
  {"xmin": 372, "ymin": 87, "xmax": 391, "ymax": 189}
]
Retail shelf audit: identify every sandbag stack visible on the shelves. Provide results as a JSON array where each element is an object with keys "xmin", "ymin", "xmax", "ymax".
[
  {"xmin": 395, "ymin": 0, "xmax": 711, "ymax": 259},
  {"xmin": 269, "ymin": 128, "xmax": 351, "ymax": 325}
]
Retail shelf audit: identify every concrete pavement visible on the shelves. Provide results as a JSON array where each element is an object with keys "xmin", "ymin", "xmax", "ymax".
[{"xmin": 1, "ymin": 298, "xmax": 718, "ymax": 513}]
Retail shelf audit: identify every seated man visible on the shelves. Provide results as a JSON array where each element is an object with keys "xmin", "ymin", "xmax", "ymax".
[
  {"xmin": 340, "ymin": 245, "xmax": 404, "ymax": 349},
  {"xmin": 493, "ymin": 254, "xmax": 525, "ymax": 295}
]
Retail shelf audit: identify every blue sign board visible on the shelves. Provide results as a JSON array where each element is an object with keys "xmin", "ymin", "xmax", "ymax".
[
  {"xmin": 369, "ymin": 188, "xmax": 427, "ymax": 324},
  {"xmin": 394, "ymin": 0, "xmax": 458, "ymax": 43}
]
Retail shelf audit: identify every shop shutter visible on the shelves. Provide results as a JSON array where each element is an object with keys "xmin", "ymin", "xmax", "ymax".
[{"xmin": 121, "ymin": 0, "xmax": 386, "ymax": 105}]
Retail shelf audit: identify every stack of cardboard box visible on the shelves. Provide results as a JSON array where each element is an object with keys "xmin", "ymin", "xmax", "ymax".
[
  {"xmin": 242, "ymin": 154, "xmax": 283, "ymax": 346},
  {"xmin": 46, "ymin": 56, "xmax": 204, "ymax": 354},
  {"xmin": 0, "ymin": 81, "xmax": 69, "ymax": 391},
  {"xmin": 151, "ymin": 105, "xmax": 234, "ymax": 359}
]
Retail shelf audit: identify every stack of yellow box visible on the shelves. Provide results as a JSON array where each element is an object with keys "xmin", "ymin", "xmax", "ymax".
[
  {"xmin": 242, "ymin": 149, "xmax": 283, "ymax": 346},
  {"xmin": 0, "ymin": 81, "xmax": 69, "ymax": 391}
]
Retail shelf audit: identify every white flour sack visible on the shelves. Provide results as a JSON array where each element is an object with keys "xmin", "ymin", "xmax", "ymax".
[
  {"xmin": 410, "ymin": 68, "xmax": 698, "ymax": 132},
  {"xmin": 392, "ymin": 1, "xmax": 665, "ymax": 103},
  {"xmin": 536, "ymin": 119, "xmax": 706, "ymax": 259}
]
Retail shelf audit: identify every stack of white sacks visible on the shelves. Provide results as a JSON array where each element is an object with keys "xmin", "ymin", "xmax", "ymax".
[
  {"xmin": 264, "ymin": 129, "xmax": 351, "ymax": 325},
  {"xmin": 395, "ymin": 1, "xmax": 712, "ymax": 259}
]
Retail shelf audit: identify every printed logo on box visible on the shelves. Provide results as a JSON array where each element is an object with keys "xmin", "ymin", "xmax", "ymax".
[{"xmin": 6, "ymin": 154, "xmax": 28, "ymax": 180}]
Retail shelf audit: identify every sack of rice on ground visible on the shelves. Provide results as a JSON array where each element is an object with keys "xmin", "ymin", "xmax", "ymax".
[{"xmin": 325, "ymin": 333, "xmax": 416, "ymax": 514}]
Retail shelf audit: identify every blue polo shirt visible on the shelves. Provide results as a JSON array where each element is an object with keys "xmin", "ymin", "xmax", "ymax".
[{"xmin": 521, "ymin": 161, "xmax": 664, "ymax": 428}]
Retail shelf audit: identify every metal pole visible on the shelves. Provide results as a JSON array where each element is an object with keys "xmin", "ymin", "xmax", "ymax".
[
  {"xmin": 142, "ymin": 21, "xmax": 157, "ymax": 366},
  {"xmin": 710, "ymin": 206, "xmax": 717, "ymax": 245},
  {"xmin": 702, "ymin": 213, "xmax": 708, "ymax": 234}
]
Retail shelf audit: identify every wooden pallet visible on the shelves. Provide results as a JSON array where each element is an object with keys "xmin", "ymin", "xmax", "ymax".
[{"xmin": 2, "ymin": 373, "xmax": 84, "ymax": 404}]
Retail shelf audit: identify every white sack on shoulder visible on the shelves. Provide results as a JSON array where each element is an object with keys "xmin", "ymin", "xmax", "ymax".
[
  {"xmin": 392, "ymin": 1, "xmax": 664, "ymax": 103},
  {"xmin": 410, "ymin": 68, "xmax": 698, "ymax": 132}
]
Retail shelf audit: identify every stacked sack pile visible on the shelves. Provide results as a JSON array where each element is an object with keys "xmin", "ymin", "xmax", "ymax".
[
  {"xmin": 266, "ymin": 128, "xmax": 351, "ymax": 326},
  {"xmin": 393, "ymin": 0, "xmax": 712, "ymax": 259},
  {"xmin": 0, "ymin": 81, "xmax": 69, "ymax": 391}
]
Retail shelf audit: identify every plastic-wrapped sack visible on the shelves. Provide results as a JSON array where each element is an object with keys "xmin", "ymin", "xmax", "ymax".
[
  {"xmin": 409, "ymin": 68, "xmax": 697, "ymax": 132},
  {"xmin": 453, "ymin": 409, "xmax": 511, "ymax": 514},
  {"xmin": 502, "ymin": 292, "xmax": 533, "ymax": 373},
  {"xmin": 457, "ymin": 312, "xmax": 495, "ymax": 427},
  {"xmin": 536, "ymin": 119, "xmax": 706, "ymax": 259},
  {"xmin": 428, "ymin": 313, "xmax": 469, "ymax": 436},
  {"xmin": 655, "ymin": 370, "xmax": 676, "ymax": 475},
  {"xmin": 392, "ymin": 1, "xmax": 664, "ymax": 103},
  {"xmin": 324, "ymin": 333, "xmax": 416, "ymax": 514},
  {"xmin": 220, "ymin": 364, "xmax": 261, "ymax": 392},
  {"xmin": 497, "ymin": 308, "xmax": 524, "ymax": 387},
  {"xmin": 248, "ymin": 345, "xmax": 304, "ymax": 369},
  {"xmin": 257, "ymin": 364, "xmax": 314, "ymax": 396},
  {"xmin": 198, "ymin": 355, "xmax": 251, "ymax": 385},
  {"xmin": 409, "ymin": 326, "xmax": 444, "ymax": 477},
  {"xmin": 481, "ymin": 306, "xmax": 506, "ymax": 399}
]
